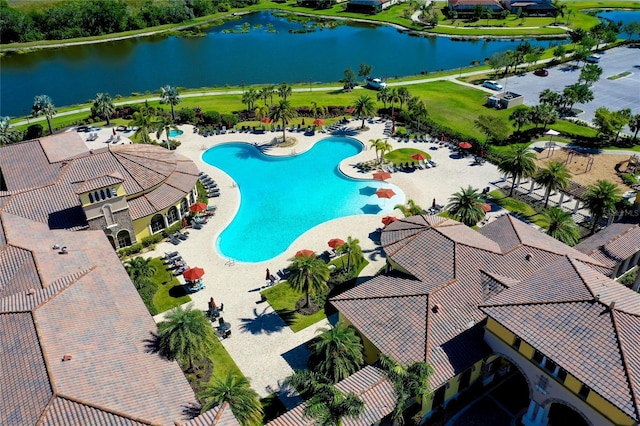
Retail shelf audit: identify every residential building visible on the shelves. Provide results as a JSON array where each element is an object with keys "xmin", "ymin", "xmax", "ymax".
[
  {"xmin": 447, "ymin": 0, "xmax": 504, "ymax": 15},
  {"xmin": 502, "ymin": 0, "xmax": 557, "ymax": 17}
]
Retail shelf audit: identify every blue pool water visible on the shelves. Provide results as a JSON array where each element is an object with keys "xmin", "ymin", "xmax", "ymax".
[
  {"xmin": 202, "ymin": 137, "xmax": 405, "ymax": 263},
  {"xmin": 169, "ymin": 129, "xmax": 184, "ymax": 137}
]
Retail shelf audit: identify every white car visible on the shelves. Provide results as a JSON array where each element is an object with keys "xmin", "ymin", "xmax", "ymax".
[
  {"xmin": 365, "ymin": 77, "xmax": 387, "ymax": 90},
  {"xmin": 482, "ymin": 80, "xmax": 503, "ymax": 90}
]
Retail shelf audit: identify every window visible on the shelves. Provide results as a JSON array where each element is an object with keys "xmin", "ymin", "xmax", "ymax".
[
  {"xmin": 111, "ymin": 187, "xmax": 117, "ymax": 197},
  {"xmin": 150, "ymin": 214, "xmax": 166, "ymax": 233},
  {"xmin": 180, "ymin": 198, "xmax": 189, "ymax": 215},
  {"xmin": 557, "ymin": 369, "xmax": 567, "ymax": 382},
  {"xmin": 117, "ymin": 230, "xmax": 131, "ymax": 248},
  {"xmin": 167, "ymin": 206, "xmax": 179, "ymax": 225},
  {"xmin": 578, "ymin": 384, "xmax": 590, "ymax": 400},
  {"xmin": 100, "ymin": 189, "xmax": 106, "ymax": 200},
  {"xmin": 532, "ymin": 350, "xmax": 544, "ymax": 365},
  {"xmin": 536, "ymin": 375, "xmax": 549, "ymax": 394},
  {"xmin": 88, "ymin": 192, "xmax": 94, "ymax": 203},
  {"xmin": 512, "ymin": 337, "xmax": 522, "ymax": 351},
  {"xmin": 544, "ymin": 358, "xmax": 557, "ymax": 375}
]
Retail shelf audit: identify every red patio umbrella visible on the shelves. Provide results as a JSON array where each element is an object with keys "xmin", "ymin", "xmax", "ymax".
[
  {"xmin": 376, "ymin": 188, "xmax": 396, "ymax": 199},
  {"xmin": 261, "ymin": 117, "xmax": 272, "ymax": 124},
  {"xmin": 381, "ymin": 216, "xmax": 397, "ymax": 226},
  {"xmin": 411, "ymin": 153, "xmax": 427, "ymax": 162},
  {"xmin": 459, "ymin": 142, "xmax": 472, "ymax": 149},
  {"xmin": 295, "ymin": 249, "xmax": 316, "ymax": 258},
  {"xmin": 372, "ymin": 171, "xmax": 392, "ymax": 181},
  {"xmin": 189, "ymin": 202, "xmax": 208, "ymax": 213},
  {"xmin": 313, "ymin": 119, "xmax": 325, "ymax": 126},
  {"xmin": 183, "ymin": 267, "xmax": 205, "ymax": 282},
  {"xmin": 346, "ymin": 107, "xmax": 355, "ymax": 114},
  {"xmin": 328, "ymin": 238, "xmax": 345, "ymax": 249},
  {"xmin": 481, "ymin": 202, "xmax": 492, "ymax": 213}
]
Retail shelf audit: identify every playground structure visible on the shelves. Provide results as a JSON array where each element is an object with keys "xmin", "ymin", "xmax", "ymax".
[
  {"xmin": 624, "ymin": 154, "xmax": 640, "ymax": 174},
  {"xmin": 561, "ymin": 148, "xmax": 594, "ymax": 173}
]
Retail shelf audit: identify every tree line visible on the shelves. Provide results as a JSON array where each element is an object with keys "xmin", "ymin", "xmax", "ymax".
[{"xmin": 0, "ymin": 0, "xmax": 257, "ymax": 44}]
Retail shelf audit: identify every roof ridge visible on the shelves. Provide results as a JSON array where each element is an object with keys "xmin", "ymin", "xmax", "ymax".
[
  {"xmin": 333, "ymin": 292, "xmax": 431, "ymax": 302},
  {"xmin": 52, "ymin": 393, "xmax": 155, "ymax": 425},
  {"xmin": 608, "ymin": 312, "xmax": 640, "ymax": 421},
  {"xmin": 567, "ymin": 257, "xmax": 598, "ymax": 300}
]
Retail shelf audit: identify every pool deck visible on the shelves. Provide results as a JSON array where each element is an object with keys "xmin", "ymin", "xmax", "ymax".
[{"xmin": 144, "ymin": 120, "xmax": 504, "ymax": 405}]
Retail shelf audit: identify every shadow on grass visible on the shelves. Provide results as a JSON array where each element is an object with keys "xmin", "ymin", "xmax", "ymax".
[
  {"xmin": 169, "ymin": 284, "xmax": 190, "ymax": 298},
  {"xmin": 271, "ymin": 308, "xmax": 298, "ymax": 327},
  {"xmin": 238, "ymin": 306, "xmax": 289, "ymax": 335}
]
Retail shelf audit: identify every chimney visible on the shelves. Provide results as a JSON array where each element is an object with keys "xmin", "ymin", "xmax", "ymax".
[
  {"xmin": 432, "ymin": 304, "xmax": 442, "ymax": 313},
  {"xmin": 27, "ymin": 288, "xmax": 36, "ymax": 296},
  {"xmin": 60, "ymin": 246, "xmax": 69, "ymax": 254},
  {"xmin": 609, "ymin": 301, "xmax": 616, "ymax": 311},
  {"xmin": 62, "ymin": 354, "xmax": 73, "ymax": 362},
  {"xmin": 526, "ymin": 253, "xmax": 534, "ymax": 261}
]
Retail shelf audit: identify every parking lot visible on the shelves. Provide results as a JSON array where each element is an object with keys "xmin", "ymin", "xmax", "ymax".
[{"xmin": 497, "ymin": 45, "xmax": 640, "ymax": 127}]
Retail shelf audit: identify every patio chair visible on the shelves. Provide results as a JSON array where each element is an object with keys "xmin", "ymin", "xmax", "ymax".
[
  {"xmin": 169, "ymin": 234, "xmax": 181, "ymax": 245},
  {"xmin": 190, "ymin": 220, "xmax": 203, "ymax": 230}
]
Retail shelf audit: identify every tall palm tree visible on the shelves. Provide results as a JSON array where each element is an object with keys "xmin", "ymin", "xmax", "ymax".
[
  {"xmin": 341, "ymin": 236, "xmax": 363, "ymax": 273},
  {"xmin": 542, "ymin": 207, "xmax": 580, "ymax": 246},
  {"xmin": 376, "ymin": 87, "xmax": 391, "ymax": 109},
  {"xmin": 242, "ymin": 88, "xmax": 259, "ymax": 112},
  {"xmin": 93, "ymin": 92, "xmax": 115, "ymax": 125},
  {"xmin": 629, "ymin": 113, "xmax": 640, "ymax": 142},
  {"xmin": 0, "ymin": 116, "xmax": 20, "ymax": 146},
  {"xmin": 389, "ymin": 88, "xmax": 400, "ymax": 118},
  {"xmin": 535, "ymin": 161, "xmax": 571, "ymax": 208},
  {"xmin": 124, "ymin": 256, "xmax": 157, "ymax": 287},
  {"xmin": 259, "ymin": 86, "xmax": 274, "ymax": 106},
  {"xmin": 308, "ymin": 321, "xmax": 364, "ymax": 383},
  {"xmin": 394, "ymin": 199, "xmax": 424, "ymax": 217},
  {"xmin": 509, "ymin": 108, "xmax": 530, "ymax": 134},
  {"xmin": 287, "ymin": 253, "xmax": 330, "ymax": 308},
  {"xmin": 156, "ymin": 115, "xmax": 179, "ymax": 150},
  {"xmin": 160, "ymin": 85, "xmax": 181, "ymax": 121},
  {"xmin": 378, "ymin": 354, "xmax": 434, "ymax": 425},
  {"xmin": 200, "ymin": 374, "xmax": 263, "ymax": 426},
  {"xmin": 409, "ymin": 98, "xmax": 428, "ymax": 132},
  {"xmin": 269, "ymin": 100, "xmax": 297, "ymax": 143},
  {"xmin": 255, "ymin": 104, "xmax": 270, "ymax": 129},
  {"xmin": 32, "ymin": 94, "xmax": 57, "ymax": 135},
  {"xmin": 496, "ymin": 144, "xmax": 537, "ymax": 196},
  {"xmin": 157, "ymin": 304, "xmax": 215, "ymax": 372},
  {"xmin": 583, "ymin": 180, "xmax": 622, "ymax": 235},
  {"xmin": 286, "ymin": 370, "xmax": 364, "ymax": 426},
  {"xmin": 446, "ymin": 186, "xmax": 486, "ymax": 226},
  {"xmin": 353, "ymin": 95, "xmax": 376, "ymax": 129},
  {"xmin": 131, "ymin": 103, "xmax": 163, "ymax": 144},
  {"xmin": 278, "ymin": 82, "xmax": 292, "ymax": 101},
  {"xmin": 397, "ymin": 87, "xmax": 411, "ymax": 110},
  {"xmin": 370, "ymin": 138, "xmax": 384, "ymax": 163}
]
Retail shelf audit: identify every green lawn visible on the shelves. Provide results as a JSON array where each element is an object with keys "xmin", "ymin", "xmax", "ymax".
[
  {"xmin": 261, "ymin": 281, "xmax": 328, "ymax": 333},
  {"xmin": 488, "ymin": 189, "xmax": 547, "ymax": 227},
  {"xmin": 385, "ymin": 148, "xmax": 431, "ymax": 164},
  {"xmin": 207, "ymin": 337, "xmax": 243, "ymax": 381},
  {"xmin": 149, "ymin": 258, "xmax": 192, "ymax": 314}
]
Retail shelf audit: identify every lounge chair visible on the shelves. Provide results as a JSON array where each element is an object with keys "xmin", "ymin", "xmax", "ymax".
[
  {"xmin": 209, "ymin": 191, "xmax": 220, "ymax": 198},
  {"xmin": 176, "ymin": 232, "xmax": 189, "ymax": 241},
  {"xmin": 169, "ymin": 234, "xmax": 181, "ymax": 245},
  {"xmin": 164, "ymin": 251, "xmax": 179, "ymax": 259},
  {"xmin": 190, "ymin": 220, "xmax": 203, "ymax": 230}
]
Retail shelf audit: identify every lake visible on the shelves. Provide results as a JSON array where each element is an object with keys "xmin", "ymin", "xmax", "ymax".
[{"xmin": 1, "ymin": 11, "xmax": 559, "ymax": 117}]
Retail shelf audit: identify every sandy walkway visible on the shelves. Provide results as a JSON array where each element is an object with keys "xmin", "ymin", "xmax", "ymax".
[{"xmin": 145, "ymin": 121, "xmax": 503, "ymax": 402}]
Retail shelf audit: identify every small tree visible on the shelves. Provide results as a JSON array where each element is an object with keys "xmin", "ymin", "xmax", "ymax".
[
  {"xmin": 357, "ymin": 63, "xmax": 372, "ymax": 80},
  {"xmin": 343, "ymin": 68, "xmax": 356, "ymax": 92},
  {"xmin": 31, "ymin": 94, "xmax": 57, "ymax": 135},
  {"xmin": 93, "ymin": 92, "xmax": 115, "ymax": 125},
  {"xmin": 308, "ymin": 321, "xmax": 364, "ymax": 383},
  {"xmin": 287, "ymin": 253, "xmax": 330, "ymax": 308},
  {"xmin": 160, "ymin": 85, "xmax": 181, "ymax": 121},
  {"xmin": 583, "ymin": 180, "xmax": 622, "ymax": 234},
  {"xmin": 353, "ymin": 95, "xmax": 376, "ymax": 129},
  {"xmin": 474, "ymin": 115, "xmax": 509, "ymax": 144},
  {"xmin": 200, "ymin": 374, "xmax": 263, "ymax": 426},
  {"xmin": 446, "ymin": 186, "xmax": 486, "ymax": 226}
]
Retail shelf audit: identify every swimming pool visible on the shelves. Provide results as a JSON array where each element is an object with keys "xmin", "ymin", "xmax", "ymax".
[
  {"xmin": 202, "ymin": 137, "xmax": 405, "ymax": 263},
  {"xmin": 169, "ymin": 129, "xmax": 184, "ymax": 137}
]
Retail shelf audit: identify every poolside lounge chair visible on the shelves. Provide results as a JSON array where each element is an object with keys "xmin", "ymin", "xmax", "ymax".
[
  {"xmin": 169, "ymin": 234, "xmax": 181, "ymax": 245},
  {"xmin": 190, "ymin": 220, "xmax": 203, "ymax": 230},
  {"xmin": 164, "ymin": 251, "xmax": 179, "ymax": 259},
  {"xmin": 209, "ymin": 191, "xmax": 220, "ymax": 198}
]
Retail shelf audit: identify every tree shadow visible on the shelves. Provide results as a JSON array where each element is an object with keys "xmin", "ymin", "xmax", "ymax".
[
  {"xmin": 169, "ymin": 285, "xmax": 189, "ymax": 298},
  {"xmin": 238, "ymin": 306, "xmax": 288, "ymax": 335},
  {"xmin": 281, "ymin": 340, "xmax": 312, "ymax": 372},
  {"xmin": 272, "ymin": 307, "xmax": 298, "ymax": 327}
]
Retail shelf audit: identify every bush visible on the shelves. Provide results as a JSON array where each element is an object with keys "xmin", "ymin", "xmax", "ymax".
[
  {"xmin": 118, "ymin": 243, "xmax": 143, "ymax": 257},
  {"xmin": 621, "ymin": 173, "xmax": 637, "ymax": 186},
  {"xmin": 202, "ymin": 110, "xmax": 221, "ymax": 125},
  {"xmin": 163, "ymin": 221, "xmax": 184, "ymax": 237},
  {"xmin": 137, "ymin": 279, "xmax": 159, "ymax": 316},
  {"xmin": 221, "ymin": 113, "xmax": 238, "ymax": 127},
  {"xmin": 178, "ymin": 108, "xmax": 196, "ymax": 123},
  {"xmin": 141, "ymin": 233, "xmax": 164, "ymax": 247},
  {"xmin": 24, "ymin": 124, "xmax": 44, "ymax": 140}
]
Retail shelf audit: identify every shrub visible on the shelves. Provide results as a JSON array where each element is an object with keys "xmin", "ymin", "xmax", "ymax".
[
  {"xmin": 202, "ymin": 110, "xmax": 221, "ymax": 125},
  {"xmin": 141, "ymin": 233, "xmax": 164, "ymax": 247},
  {"xmin": 24, "ymin": 124, "xmax": 44, "ymax": 140},
  {"xmin": 118, "ymin": 243, "xmax": 143, "ymax": 257},
  {"xmin": 621, "ymin": 173, "xmax": 637, "ymax": 186},
  {"xmin": 221, "ymin": 113, "xmax": 238, "ymax": 126},
  {"xmin": 178, "ymin": 108, "xmax": 196, "ymax": 123},
  {"xmin": 137, "ymin": 279, "xmax": 159, "ymax": 316},
  {"xmin": 163, "ymin": 222, "xmax": 184, "ymax": 237}
]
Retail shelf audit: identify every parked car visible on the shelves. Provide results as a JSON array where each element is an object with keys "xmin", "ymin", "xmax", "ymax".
[
  {"xmin": 586, "ymin": 54, "xmax": 601, "ymax": 63},
  {"xmin": 482, "ymin": 80, "xmax": 503, "ymax": 90},
  {"xmin": 365, "ymin": 77, "xmax": 387, "ymax": 90},
  {"xmin": 534, "ymin": 68, "xmax": 549, "ymax": 77}
]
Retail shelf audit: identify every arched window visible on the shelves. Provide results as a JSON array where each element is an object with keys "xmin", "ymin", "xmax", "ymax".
[
  {"xmin": 111, "ymin": 187, "xmax": 117, "ymax": 197},
  {"xmin": 116, "ymin": 230, "xmax": 132, "ymax": 248},
  {"xmin": 180, "ymin": 198, "xmax": 189, "ymax": 215},
  {"xmin": 88, "ymin": 192, "xmax": 94, "ymax": 203},
  {"xmin": 189, "ymin": 192, "xmax": 196, "ymax": 204},
  {"xmin": 102, "ymin": 204, "xmax": 116, "ymax": 227},
  {"xmin": 100, "ymin": 189, "xmax": 106, "ymax": 200},
  {"xmin": 167, "ymin": 206, "xmax": 179, "ymax": 225},
  {"xmin": 150, "ymin": 214, "xmax": 166, "ymax": 233},
  {"xmin": 106, "ymin": 188, "xmax": 112, "ymax": 199}
]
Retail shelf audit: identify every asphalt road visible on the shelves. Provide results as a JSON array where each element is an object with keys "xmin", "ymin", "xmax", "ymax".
[{"xmin": 495, "ymin": 45, "xmax": 640, "ymax": 126}]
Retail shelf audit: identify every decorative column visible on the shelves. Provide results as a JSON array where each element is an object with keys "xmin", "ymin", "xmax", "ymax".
[
  {"xmin": 573, "ymin": 199, "xmax": 581, "ymax": 214},
  {"xmin": 522, "ymin": 401, "xmax": 550, "ymax": 426},
  {"xmin": 557, "ymin": 192, "xmax": 564, "ymax": 206}
]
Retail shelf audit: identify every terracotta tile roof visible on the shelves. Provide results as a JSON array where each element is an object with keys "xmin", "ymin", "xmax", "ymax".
[
  {"xmin": 39, "ymin": 132, "xmax": 89, "ymax": 163},
  {"xmin": 575, "ymin": 223, "xmax": 640, "ymax": 269},
  {"xmin": 144, "ymin": 183, "xmax": 187, "ymax": 212},
  {"xmin": 181, "ymin": 403, "xmax": 240, "ymax": 426},
  {"xmin": 266, "ymin": 366, "xmax": 396, "ymax": 426},
  {"xmin": 0, "ymin": 244, "xmax": 41, "ymax": 298},
  {"xmin": 40, "ymin": 396, "xmax": 151, "ymax": 426},
  {"xmin": 481, "ymin": 256, "xmax": 640, "ymax": 421},
  {"xmin": 0, "ymin": 311, "xmax": 52, "ymax": 426},
  {"xmin": 0, "ymin": 213, "xmax": 200, "ymax": 425},
  {"xmin": 0, "ymin": 140, "xmax": 62, "ymax": 191},
  {"xmin": 128, "ymin": 196, "xmax": 160, "ymax": 221},
  {"xmin": 75, "ymin": 173, "xmax": 124, "ymax": 194}
]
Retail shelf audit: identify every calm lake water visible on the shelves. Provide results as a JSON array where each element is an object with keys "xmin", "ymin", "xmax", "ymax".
[
  {"xmin": 0, "ymin": 12, "xmax": 558, "ymax": 117},
  {"xmin": 596, "ymin": 9, "xmax": 640, "ymax": 30}
]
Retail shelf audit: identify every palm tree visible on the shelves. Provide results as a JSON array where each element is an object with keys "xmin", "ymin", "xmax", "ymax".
[
  {"xmin": 310, "ymin": 101, "xmax": 326, "ymax": 120},
  {"xmin": 353, "ymin": 95, "xmax": 376, "ymax": 129},
  {"xmin": 259, "ymin": 86, "xmax": 274, "ymax": 106},
  {"xmin": 509, "ymin": 108, "xmax": 530, "ymax": 134},
  {"xmin": 287, "ymin": 253, "xmax": 330, "ymax": 308},
  {"xmin": 340, "ymin": 236, "xmax": 363, "ymax": 273},
  {"xmin": 394, "ymin": 199, "xmax": 424, "ymax": 217},
  {"xmin": 377, "ymin": 87, "xmax": 391, "ymax": 109},
  {"xmin": 629, "ymin": 113, "xmax": 640, "ymax": 142},
  {"xmin": 370, "ymin": 138, "xmax": 384, "ymax": 163},
  {"xmin": 255, "ymin": 104, "xmax": 270, "ymax": 129},
  {"xmin": 397, "ymin": 87, "xmax": 411, "ymax": 110},
  {"xmin": 378, "ymin": 354, "xmax": 434, "ymax": 425},
  {"xmin": 308, "ymin": 321, "xmax": 364, "ymax": 383},
  {"xmin": 496, "ymin": 144, "xmax": 537, "ymax": 196},
  {"xmin": 124, "ymin": 256, "xmax": 157, "ymax": 287},
  {"xmin": 242, "ymin": 88, "xmax": 259, "ymax": 112},
  {"xmin": 389, "ymin": 87, "xmax": 400, "ymax": 118},
  {"xmin": 32, "ymin": 94, "xmax": 57, "ymax": 135},
  {"xmin": 269, "ymin": 100, "xmax": 297, "ymax": 143},
  {"xmin": 535, "ymin": 161, "xmax": 571, "ymax": 208},
  {"xmin": 446, "ymin": 186, "xmax": 486, "ymax": 226},
  {"xmin": 157, "ymin": 304, "xmax": 215, "ymax": 372},
  {"xmin": 286, "ymin": 371, "xmax": 364, "ymax": 426},
  {"xmin": 409, "ymin": 98, "xmax": 428, "ymax": 132},
  {"xmin": 131, "ymin": 102, "xmax": 163, "ymax": 144},
  {"xmin": 278, "ymin": 82, "xmax": 292, "ymax": 100},
  {"xmin": 93, "ymin": 92, "xmax": 115, "ymax": 125},
  {"xmin": 156, "ymin": 115, "xmax": 179, "ymax": 150},
  {"xmin": 0, "ymin": 116, "xmax": 20, "ymax": 146},
  {"xmin": 200, "ymin": 374, "xmax": 263, "ymax": 426},
  {"xmin": 542, "ymin": 207, "xmax": 580, "ymax": 246},
  {"xmin": 583, "ymin": 180, "xmax": 622, "ymax": 235},
  {"xmin": 160, "ymin": 85, "xmax": 181, "ymax": 121}
]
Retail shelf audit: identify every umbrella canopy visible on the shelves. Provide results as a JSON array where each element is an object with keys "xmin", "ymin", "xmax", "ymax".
[
  {"xmin": 328, "ymin": 238, "xmax": 345, "ymax": 249},
  {"xmin": 381, "ymin": 216, "xmax": 397, "ymax": 226},
  {"xmin": 376, "ymin": 188, "xmax": 396, "ymax": 199},
  {"xmin": 459, "ymin": 142, "xmax": 472, "ymax": 149},
  {"xmin": 189, "ymin": 202, "xmax": 208, "ymax": 213},
  {"xmin": 313, "ymin": 119, "xmax": 325, "ymax": 126},
  {"xmin": 261, "ymin": 117, "xmax": 272, "ymax": 124},
  {"xmin": 183, "ymin": 267, "xmax": 205, "ymax": 281},
  {"xmin": 372, "ymin": 171, "xmax": 392, "ymax": 181},
  {"xmin": 346, "ymin": 107, "xmax": 355, "ymax": 114},
  {"xmin": 361, "ymin": 204, "xmax": 382, "ymax": 214},
  {"xmin": 411, "ymin": 153, "xmax": 427, "ymax": 161},
  {"xmin": 545, "ymin": 129, "xmax": 560, "ymax": 136},
  {"xmin": 295, "ymin": 249, "xmax": 316, "ymax": 258},
  {"xmin": 481, "ymin": 202, "xmax": 492, "ymax": 213}
]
